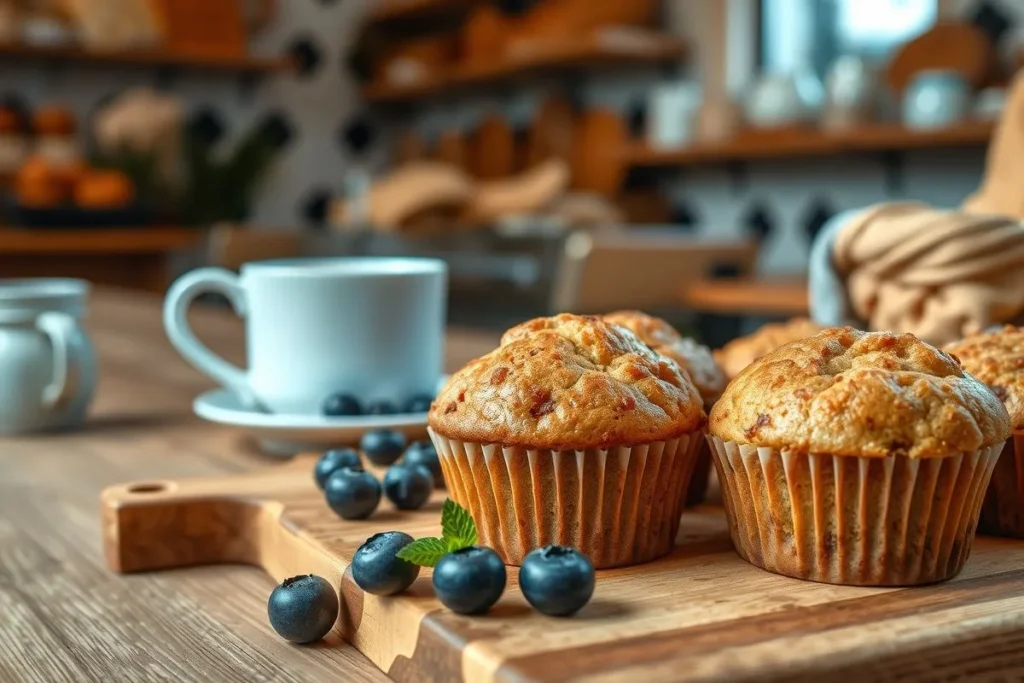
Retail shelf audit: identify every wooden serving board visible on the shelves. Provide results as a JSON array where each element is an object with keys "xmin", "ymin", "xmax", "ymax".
[{"xmin": 103, "ymin": 456, "xmax": 1024, "ymax": 682}]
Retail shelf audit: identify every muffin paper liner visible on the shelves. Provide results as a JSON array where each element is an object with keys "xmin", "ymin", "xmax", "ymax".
[
  {"xmin": 979, "ymin": 432, "xmax": 1024, "ymax": 538},
  {"xmin": 707, "ymin": 435, "xmax": 1002, "ymax": 586},
  {"xmin": 684, "ymin": 440, "xmax": 713, "ymax": 507},
  {"xmin": 428, "ymin": 428, "xmax": 703, "ymax": 568}
]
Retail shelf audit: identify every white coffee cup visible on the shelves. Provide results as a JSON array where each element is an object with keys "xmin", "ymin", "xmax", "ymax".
[{"xmin": 164, "ymin": 258, "xmax": 448, "ymax": 415}]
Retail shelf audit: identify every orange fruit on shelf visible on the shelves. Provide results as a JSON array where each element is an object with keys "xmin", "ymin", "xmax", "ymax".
[
  {"xmin": 74, "ymin": 169, "xmax": 135, "ymax": 209},
  {"xmin": 15, "ymin": 155, "xmax": 67, "ymax": 207}
]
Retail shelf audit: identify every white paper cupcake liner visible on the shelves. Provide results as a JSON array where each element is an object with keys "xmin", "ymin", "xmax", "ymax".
[
  {"xmin": 979, "ymin": 432, "xmax": 1024, "ymax": 538},
  {"xmin": 707, "ymin": 435, "xmax": 1002, "ymax": 586},
  {"xmin": 428, "ymin": 428, "xmax": 703, "ymax": 568}
]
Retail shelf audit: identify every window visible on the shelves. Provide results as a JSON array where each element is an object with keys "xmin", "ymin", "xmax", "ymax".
[{"xmin": 760, "ymin": 0, "xmax": 937, "ymax": 77}]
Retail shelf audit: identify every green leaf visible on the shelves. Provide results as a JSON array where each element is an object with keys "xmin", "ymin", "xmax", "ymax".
[
  {"xmin": 441, "ymin": 499, "xmax": 478, "ymax": 552},
  {"xmin": 395, "ymin": 537, "xmax": 448, "ymax": 568}
]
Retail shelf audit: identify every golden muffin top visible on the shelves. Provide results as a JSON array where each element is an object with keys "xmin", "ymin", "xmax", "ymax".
[
  {"xmin": 430, "ymin": 313, "xmax": 705, "ymax": 450},
  {"xmin": 946, "ymin": 325, "xmax": 1024, "ymax": 431},
  {"xmin": 710, "ymin": 327, "xmax": 1009, "ymax": 458},
  {"xmin": 603, "ymin": 310, "xmax": 726, "ymax": 404},
  {"xmin": 714, "ymin": 318, "xmax": 825, "ymax": 379}
]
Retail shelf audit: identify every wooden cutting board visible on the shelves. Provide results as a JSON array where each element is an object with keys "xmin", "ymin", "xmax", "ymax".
[
  {"xmin": 571, "ymin": 108, "xmax": 628, "ymax": 196},
  {"xmin": 103, "ymin": 455, "xmax": 1024, "ymax": 682},
  {"xmin": 470, "ymin": 114, "xmax": 516, "ymax": 180}
]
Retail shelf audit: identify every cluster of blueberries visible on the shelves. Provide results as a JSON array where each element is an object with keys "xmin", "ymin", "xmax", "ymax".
[
  {"xmin": 322, "ymin": 392, "xmax": 434, "ymax": 417},
  {"xmin": 266, "ymin": 429, "xmax": 596, "ymax": 645},
  {"xmin": 269, "ymin": 543, "xmax": 596, "ymax": 644},
  {"xmin": 314, "ymin": 429, "xmax": 442, "ymax": 518},
  {"xmin": 352, "ymin": 534, "xmax": 596, "ymax": 620}
]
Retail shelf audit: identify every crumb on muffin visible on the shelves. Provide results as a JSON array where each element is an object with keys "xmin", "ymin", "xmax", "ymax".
[
  {"xmin": 431, "ymin": 313, "xmax": 705, "ymax": 450},
  {"xmin": 603, "ymin": 310, "xmax": 727, "ymax": 404},
  {"xmin": 946, "ymin": 325, "xmax": 1024, "ymax": 431},
  {"xmin": 710, "ymin": 327, "xmax": 1010, "ymax": 458},
  {"xmin": 714, "ymin": 318, "xmax": 824, "ymax": 379}
]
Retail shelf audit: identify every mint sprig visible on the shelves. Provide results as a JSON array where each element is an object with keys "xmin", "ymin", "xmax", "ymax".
[
  {"xmin": 394, "ymin": 537, "xmax": 448, "ymax": 567},
  {"xmin": 396, "ymin": 499, "xmax": 478, "ymax": 567},
  {"xmin": 440, "ymin": 498, "xmax": 478, "ymax": 550}
]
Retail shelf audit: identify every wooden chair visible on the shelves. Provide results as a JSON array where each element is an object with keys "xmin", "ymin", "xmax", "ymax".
[
  {"xmin": 549, "ymin": 227, "xmax": 758, "ymax": 313},
  {"xmin": 206, "ymin": 224, "xmax": 304, "ymax": 271}
]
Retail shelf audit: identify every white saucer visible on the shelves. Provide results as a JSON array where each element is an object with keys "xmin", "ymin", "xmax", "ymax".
[{"xmin": 193, "ymin": 382, "xmax": 447, "ymax": 457}]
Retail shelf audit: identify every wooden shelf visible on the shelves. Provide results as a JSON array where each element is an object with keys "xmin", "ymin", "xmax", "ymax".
[
  {"xmin": 0, "ymin": 44, "xmax": 292, "ymax": 74},
  {"xmin": 680, "ymin": 277, "xmax": 809, "ymax": 316},
  {"xmin": 366, "ymin": 0, "xmax": 480, "ymax": 25},
  {"xmin": 0, "ymin": 227, "xmax": 203, "ymax": 254},
  {"xmin": 626, "ymin": 122, "xmax": 994, "ymax": 167},
  {"xmin": 364, "ymin": 31, "xmax": 687, "ymax": 103}
]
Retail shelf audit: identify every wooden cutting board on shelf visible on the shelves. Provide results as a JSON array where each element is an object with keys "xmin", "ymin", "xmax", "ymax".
[
  {"xmin": 470, "ymin": 114, "xmax": 516, "ymax": 180},
  {"xmin": 103, "ymin": 455, "xmax": 1024, "ymax": 682},
  {"xmin": 571, "ymin": 108, "xmax": 628, "ymax": 196}
]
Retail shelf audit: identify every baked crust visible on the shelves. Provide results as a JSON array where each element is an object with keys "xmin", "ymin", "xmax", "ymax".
[
  {"xmin": 710, "ymin": 327, "xmax": 1010, "ymax": 458},
  {"xmin": 714, "ymin": 318, "xmax": 824, "ymax": 379},
  {"xmin": 604, "ymin": 310, "xmax": 726, "ymax": 404},
  {"xmin": 946, "ymin": 325, "xmax": 1024, "ymax": 430},
  {"xmin": 430, "ymin": 314, "xmax": 705, "ymax": 449}
]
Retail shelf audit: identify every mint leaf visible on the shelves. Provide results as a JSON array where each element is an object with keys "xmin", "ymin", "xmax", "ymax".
[
  {"xmin": 395, "ymin": 537, "xmax": 448, "ymax": 567},
  {"xmin": 441, "ymin": 498, "xmax": 478, "ymax": 551}
]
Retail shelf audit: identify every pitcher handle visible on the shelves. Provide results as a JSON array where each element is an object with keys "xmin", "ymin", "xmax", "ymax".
[
  {"xmin": 36, "ymin": 311, "xmax": 77, "ymax": 407},
  {"xmin": 163, "ymin": 268, "xmax": 256, "ymax": 408}
]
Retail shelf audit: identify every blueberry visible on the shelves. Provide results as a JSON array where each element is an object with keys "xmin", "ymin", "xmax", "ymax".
[
  {"xmin": 314, "ymin": 447, "xmax": 362, "ymax": 489},
  {"xmin": 518, "ymin": 545, "xmax": 595, "ymax": 616},
  {"xmin": 383, "ymin": 463, "xmax": 434, "ymax": 510},
  {"xmin": 360, "ymin": 429, "xmax": 406, "ymax": 466},
  {"xmin": 366, "ymin": 400, "xmax": 397, "ymax": 416},
  {"xmin": 403, "ymin": 441, "xmax": 443, "ymax": 487},
  {"xmin": 325, "ymin": 467, "xmax": 381, "ymax": 520},
  {"xmin": 403, "ymin": 394, "xmax": 434, "ymax": 413},
  {"xmin": 351, "ymin": 531, "xmax": 420, "ymax": 596},
  {"xmin": 267, "ymin": 574, "xmax": 339, "ymax": 643},
  {"xmin": 432, "ymin": 546, "xmax": 506, "ymax": 614},
  {"xmin": 323, "ymin": 393, "xmax": 362, "ymax": 417}
]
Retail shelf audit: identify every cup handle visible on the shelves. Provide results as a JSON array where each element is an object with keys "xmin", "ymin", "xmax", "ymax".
[
  {"xmin": 163, "ymin": 268, "xmax": 256, "ymax": 409},
  {"xmin": 36, "ymin": 311, "xmax": 77, "ymax": 408}
]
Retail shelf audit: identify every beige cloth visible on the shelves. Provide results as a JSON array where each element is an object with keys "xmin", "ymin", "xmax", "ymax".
[
  {"xmin": 964, "ymin": 72, "xmax": 1024, "ymax": 220},
  {"xmin": 832, "ymin": 202, "xmax": 1024, "ymax": 346}
]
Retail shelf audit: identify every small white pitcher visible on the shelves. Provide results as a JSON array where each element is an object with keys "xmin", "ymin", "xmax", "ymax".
[{"xmin": 0, "ymin": 279, "xmax": 96, "ymax": 434}]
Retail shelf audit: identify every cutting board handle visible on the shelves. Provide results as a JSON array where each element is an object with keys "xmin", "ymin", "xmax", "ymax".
[{"xmin": 99, "ymin": 466, "xmax": 299, "ymax": 573}]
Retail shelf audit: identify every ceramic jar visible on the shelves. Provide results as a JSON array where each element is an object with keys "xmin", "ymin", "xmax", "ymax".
[
  {"xmin": 745, "ymin": 70, "xmax": 823, "ymax": 129},
  {"xmin": 648, "ymin": 82, "xmax": 701, "ymax": 149},
  {"xmin": 903, "ymin": 70, "xmax": 970, "ymax": 130},
  {"xmin": 822, "ymin": 56, "xmax": 877, "ymax": 131},
  {"xmin": 0, "ymin": 279, "xmax": 96, "ymax": 434}
]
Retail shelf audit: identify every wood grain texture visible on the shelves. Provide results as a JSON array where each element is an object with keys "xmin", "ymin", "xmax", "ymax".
[
  {"xmin": 105, "ymin": 452, "xmax": 1024, "ymax": 682},
  {"xmin": 0, "ymin": 287, "xmax": 498, "ymax": 683}
]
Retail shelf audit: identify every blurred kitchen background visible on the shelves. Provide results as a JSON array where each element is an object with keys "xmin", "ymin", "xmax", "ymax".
[{"xmin": 0, "ymin": 0, "xmax": 1018, "ymax": 343}]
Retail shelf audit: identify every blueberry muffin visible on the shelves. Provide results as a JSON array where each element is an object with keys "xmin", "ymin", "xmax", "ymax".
[
  {"xmin": 710, "ymin": 327, "xmax": 1009, "ymax": 586},
  {"xmin": 947, "ymin": 326, "xmax": 1024, "ymax": 538},
  {"xmin": 714, "ymin": 318, "xmax": 824, "ymax": 379},
  {"xmin": 604, "ymin": 310, "xmax": 726, "ymax": 506},
  {"xmin": 429, "ymin": 314, "xmax": 705, "ymax": 568}
]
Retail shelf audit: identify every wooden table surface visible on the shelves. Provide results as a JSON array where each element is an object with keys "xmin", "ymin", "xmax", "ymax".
[{"xmin": 0, "ymin": 287, "xmax": 499, "ymax": 683}]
